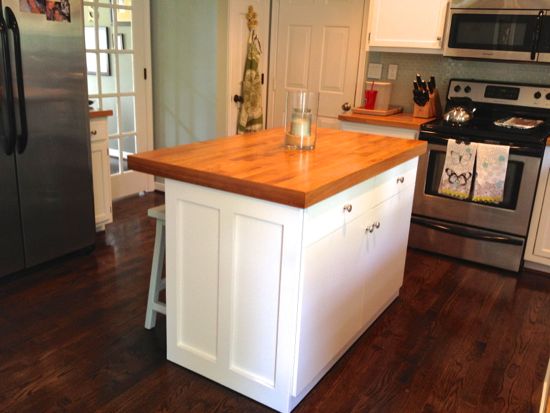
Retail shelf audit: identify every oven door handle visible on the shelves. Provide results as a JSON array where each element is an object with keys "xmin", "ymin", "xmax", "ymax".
[{"xmin": 411, "ymin": 217, "xmax": 524, "ymax": 246}]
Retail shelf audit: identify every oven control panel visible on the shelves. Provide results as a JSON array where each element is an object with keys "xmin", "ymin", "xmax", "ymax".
[{"xmin": 448, "ymin": 80, "xmax": 550, "ymax": 109}]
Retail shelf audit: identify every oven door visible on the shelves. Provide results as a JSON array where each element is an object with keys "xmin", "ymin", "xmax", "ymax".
[
  {"xmin": 444, "ymin": 9, "xmax": 546, "ymax": 62},
  {"xmin": 412, "ymin": 140, "xmax": 541, "ymax": 237}
]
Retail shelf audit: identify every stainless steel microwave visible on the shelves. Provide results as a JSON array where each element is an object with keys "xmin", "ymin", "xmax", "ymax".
[{"xmin": 443, "ymin": 0, "xmax": 550, "ymax": 63}]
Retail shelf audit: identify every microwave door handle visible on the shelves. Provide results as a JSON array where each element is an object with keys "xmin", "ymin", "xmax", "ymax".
[
  {"xmin": 0, "ymin": 12, "xmax": 16, "ymax": 156},
  {"xmin": 5, "ymin": 7, "xmax": 27, "ymax": 154},
  {"xmin": 531, "ymin": 10, "xmax": 544, "ymax": 61}
]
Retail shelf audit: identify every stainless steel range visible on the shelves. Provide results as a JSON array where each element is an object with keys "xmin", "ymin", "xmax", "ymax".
[{"xmin": 409, "ymin": 79, "xmax": 550, "ymax": 272}]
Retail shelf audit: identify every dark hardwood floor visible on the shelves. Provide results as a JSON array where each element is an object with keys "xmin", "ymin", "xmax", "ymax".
[{"xmin": 1, "ymin": 192, "xmax": 549, "ymax": 413}]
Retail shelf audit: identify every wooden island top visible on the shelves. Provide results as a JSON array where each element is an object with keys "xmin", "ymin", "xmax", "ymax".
[{"xmin": 128, "ymin": 127, "xmax": 426, "ymax": 208}]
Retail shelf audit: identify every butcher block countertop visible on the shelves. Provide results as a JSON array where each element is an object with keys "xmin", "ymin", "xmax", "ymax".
[
  {"xmin": 128, "ymin": 127, "xmax": 427, "ymax": 208},
  {"xmin": 89, "ymin": 110, "xmax": 113, "ymax": 118},
  {"xmin": 338, "ymin": 112, "xmax": 435, "ymax": 130}
]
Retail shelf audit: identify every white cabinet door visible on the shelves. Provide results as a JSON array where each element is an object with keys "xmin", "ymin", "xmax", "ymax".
[
  {"xmin": 368, "ymin": 0, "xmax": 448, "ymax": 51},
  {"xmin": 293, "ymin": 211, "xmax": 368, "ymax": 396},
  {"xmin": 525, "ymin": 147, "xmax": 550, "ymax": 271},
  {"xmin": 90, "ymin": 118, "xmax": 113, "ymax": 230},
  {"xmin": 292, "ymin": 181, "xmax": 415, "ymax": 397},
  {"xmin": 361, "ymin": 187, "xmax": 414, "ymax": 325}
]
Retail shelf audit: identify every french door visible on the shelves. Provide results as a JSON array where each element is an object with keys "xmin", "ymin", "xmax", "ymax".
[{"xmin": 84, "ymin": 0, "xmax": 153, "ymax": 199}]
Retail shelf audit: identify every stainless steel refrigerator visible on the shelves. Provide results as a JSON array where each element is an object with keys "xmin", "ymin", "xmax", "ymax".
[{"xmin": 0, "ymin": 0, "xmax": 95, "ymax": 278}]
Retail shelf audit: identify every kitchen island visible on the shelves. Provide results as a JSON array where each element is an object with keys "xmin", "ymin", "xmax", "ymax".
[{"xmin": 128, "ymin": 128, "xmax": 426, "ymax": 413}]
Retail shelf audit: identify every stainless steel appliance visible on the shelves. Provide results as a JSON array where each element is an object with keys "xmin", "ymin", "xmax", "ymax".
[
  {"xmin": 0, "ymin": 0, "xmax": 94, "ymax": 278},
  {"xmin": 444, "ymin": 0, "xmax": 550, "ymax": 63},
  {"xmin": 409, "ymin": 79, "xmax": 550, "ymax": 271}
]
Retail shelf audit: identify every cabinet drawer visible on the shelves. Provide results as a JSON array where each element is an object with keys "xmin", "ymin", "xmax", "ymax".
[
  {"xmin": 303, "ymin": 158, "xmax": 419, "ymax": 245},
  {"xmin": 373, "ymin": 158, "xmax": 418, "ymax": 206},
  {"xmin": 90, "ymin": 118, "xmax": 108, "ymax": 143}
]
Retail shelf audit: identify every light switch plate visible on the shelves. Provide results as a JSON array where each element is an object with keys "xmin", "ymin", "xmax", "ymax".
[
  {"xmin": 388, "ymin": 64, "xmax": 398, "ymax": 80},
  {"xmin": 367, "ymin": 63, "xmax": 382, "ymax": 79}
]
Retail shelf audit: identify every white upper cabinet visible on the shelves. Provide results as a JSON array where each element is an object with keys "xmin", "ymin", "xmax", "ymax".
[{"xmin": 367, "ymin": 0, "xmax": 448, "ymax": 52}]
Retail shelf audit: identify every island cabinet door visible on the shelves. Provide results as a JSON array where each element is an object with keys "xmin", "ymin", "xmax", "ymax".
[
  {"xmin": 292, "ymin": 180, "xmax": 416, "ymax": 398},
  {"xmin": 292, "ymin": 210, "xmax": 371, "ymax": 397},
  {"xmin": 360, "ymin": 185, "xmax": 415, "ymax": 326},
  {"xmin": 164, "ymin": 180, "xmax": 304, "ymax": 413}
]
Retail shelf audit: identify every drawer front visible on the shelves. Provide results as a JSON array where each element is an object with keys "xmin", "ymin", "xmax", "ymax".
[
  {"xmin": 373, "ymin": 157, "xmax": 418, "ymax": 206},
  {"xmin": 90, "ymin": 118, "xmax": 108, "ymax": 143},
  {"xmin": 303, "ymin": 158, "xmax": 419, "ymax": 245}
]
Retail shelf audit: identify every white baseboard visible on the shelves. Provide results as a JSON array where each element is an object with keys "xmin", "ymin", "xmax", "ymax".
[{"xmin": 524, "ymin": 260, "xmax": 550, "ymax": 275}]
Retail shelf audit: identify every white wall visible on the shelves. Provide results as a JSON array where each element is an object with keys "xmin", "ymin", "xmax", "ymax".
[{"xmin": 150, "ymin": 1, "xmax": 227, "ymax": 149}]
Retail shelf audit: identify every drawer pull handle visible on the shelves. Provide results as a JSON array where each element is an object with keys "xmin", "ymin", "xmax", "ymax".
[
  {"xmin": 91, "ymin": 130, "xmax": 98, "ymax": 135},
  {"xmin": 366, "ymin": 222, "xmax": 381, "ymax": 233},
  {"xmin": 343, "ymin": 204, "xmax": 353, "ymax": 213},
  {"xmin": 396, "ymin": 176, "xmax": 405, "ymax": 184}
]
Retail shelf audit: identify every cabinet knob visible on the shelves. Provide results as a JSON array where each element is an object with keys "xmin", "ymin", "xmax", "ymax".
[
  {"xmin": 91, "ymin": 130, "xmax": 97, "ymax": 135},
  {"xmin": 341, "ymin": 102, "xmax": 351, "ymax": 112},
  {"xmin": 437, "ymin": 36, "xmax": 442, "ymax": 41},
  {"xmin": 366, "ymin": 222, "xmax": 380, "ymax": 233},
  {"xmin": 343, "ymin": 204, "xmax": 353, "ymax": 213},
  {"xmin": 396, "ymin": 176, "xmax": 405, "ymax": 184}
]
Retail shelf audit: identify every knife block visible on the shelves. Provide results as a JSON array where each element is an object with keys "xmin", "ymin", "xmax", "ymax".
[{"xmin": 413, "ymin": 89, "xmax": 442, "ymax": 118}]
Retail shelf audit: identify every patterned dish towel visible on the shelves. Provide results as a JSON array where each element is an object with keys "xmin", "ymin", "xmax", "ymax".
[
  {"xmin": 472, "ymin": 143, "xmax": 509, "ymax": 204},
  {"xmin": 438, "ymin": 140, "xmax": 478, "ymax": 199},
  {"xmin": 237, "ymin": 30, "xmax": 263, "ymax": 134}
]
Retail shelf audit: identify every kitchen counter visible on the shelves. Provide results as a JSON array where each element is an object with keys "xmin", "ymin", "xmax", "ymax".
[
  {"xmin": 338, "ymin": 112, "xmax": 435, "ymax": 131},
  {"xmin": 89, "ymin": 110, "xmax": 113, "ymax": 118},
  {"xmin": 128, "ymin": 127, "xmax": 426, "ymax": 413},
  {"xmin": 128, "ymin": 127, "xmax": 426, "ymax": 208}
]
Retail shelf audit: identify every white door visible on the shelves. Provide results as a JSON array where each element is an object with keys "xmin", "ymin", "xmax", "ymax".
[
  {"xmin": 268, "ymin": 0, "xmax": 366, "ymax": 129},
  {"xmin": 84, "ymin": 0, "xmax": 153, "ymax": 199},
  {"xmin": 227, "ymin": 0, "xmax": 270, "ymax": 136}
]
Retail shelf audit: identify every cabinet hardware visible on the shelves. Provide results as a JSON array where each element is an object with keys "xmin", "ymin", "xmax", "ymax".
[
  {"xmin": 437, "ymin": 36, "xmax": 441, "ymax": 41},
  {"xmin": 343, "ymin": 204, "xmax": 353, "ymax": 213},
  {"xmin": 91, "ymin": 130, "xmax": 97, "ymax": 135},
  {"xmin": 366, "ymin": 222, "xmax": 381, "ymax": 233},
  {"xmin": 396, "ymin": 176, "xmax": 405, "ymax": 184}
]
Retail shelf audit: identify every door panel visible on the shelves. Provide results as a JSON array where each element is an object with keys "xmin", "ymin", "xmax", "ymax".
[
  {"xmin": 269, "ymin": 0, "xmax": 365, "ymax": 127},
  {"xmin": 285, "ymin": 25, "xmax": 312, "ymax": 89},
  {"xmin": 0, "ymin": 154, "xmax": 24, "ymax": 277},
  {"xmin": 5, "ymin": 0, "xmax": 96, "ymax": 267}
]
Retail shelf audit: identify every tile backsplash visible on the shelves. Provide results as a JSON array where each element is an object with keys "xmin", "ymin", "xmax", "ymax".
[{"xmin": 367, "ymin": 52, "xmax": 550, "ymax": 113}]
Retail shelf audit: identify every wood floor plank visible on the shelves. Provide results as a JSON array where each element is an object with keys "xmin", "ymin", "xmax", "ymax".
[{"xmin": 1, "ymin": 191, "xmax": 549, "ymax": 413}]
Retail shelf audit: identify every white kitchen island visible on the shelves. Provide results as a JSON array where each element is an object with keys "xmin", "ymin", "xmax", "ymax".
[{"xmin": 128, "ymin": 128, "xmax": 426, "ymax": 413}]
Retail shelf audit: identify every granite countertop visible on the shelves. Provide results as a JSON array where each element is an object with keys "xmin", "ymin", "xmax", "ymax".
[{"xmin": 128, "ymin": 127, "xmax": 427, "ymax": 208}]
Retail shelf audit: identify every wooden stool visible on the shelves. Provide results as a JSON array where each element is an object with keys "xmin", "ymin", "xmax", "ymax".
[{"xmin": 145, "ymin": 204, "xmax": 166, "ymax": 329}]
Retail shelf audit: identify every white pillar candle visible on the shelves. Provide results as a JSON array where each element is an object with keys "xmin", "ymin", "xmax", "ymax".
[{"xmin": 291, "ymin": 117, "xmax": 311, "ymax": 137}]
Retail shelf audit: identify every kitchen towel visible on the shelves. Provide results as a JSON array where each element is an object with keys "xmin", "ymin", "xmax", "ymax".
[
  {"xmin": 472, "ymin": 143, "xmax": 509, "ymax": 204},
  {"xmin": 438, "ymin": 139, "xmax": 477, "ymax": 199},
  {"xmin": 237, "ymin": 29, "xmax": 263, "ymax": 134}
]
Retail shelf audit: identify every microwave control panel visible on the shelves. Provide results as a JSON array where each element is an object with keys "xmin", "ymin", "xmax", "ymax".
[{"xmin": 448, "ymin": 79, "xmax": 550, "ymax": 109}]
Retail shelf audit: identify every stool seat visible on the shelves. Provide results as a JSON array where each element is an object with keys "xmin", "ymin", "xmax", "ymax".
[
  {"xmin": 145, "ymin": 204, "xmax": 167, "ymax": 330},
  {"xmin": 147, "ymin": 204, "xmax": 165, "ymax": 221}
]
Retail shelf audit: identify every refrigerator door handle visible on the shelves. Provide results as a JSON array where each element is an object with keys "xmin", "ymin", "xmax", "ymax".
[
  {"xmin": 0, "ymin": 11, "xmax": 16, "ymax": 156},
  {"xmin": 5, "ymin": 7, "xmax": 28, "ymax": 154}
]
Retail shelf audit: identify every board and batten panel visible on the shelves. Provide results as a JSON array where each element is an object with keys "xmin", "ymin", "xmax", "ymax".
[
  {"xmin": 229, "ymin": 214, "xmax": 284, "ymax": 387},
  {"xmin": 175, "ymin": 199, "xmax": 220, "ymax": 362}
]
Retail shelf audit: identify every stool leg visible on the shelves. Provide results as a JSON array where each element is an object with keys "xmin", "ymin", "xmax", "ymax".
[{"xmin": 145, "ymin": 220, "xmax": 165, "ymax": 329}]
